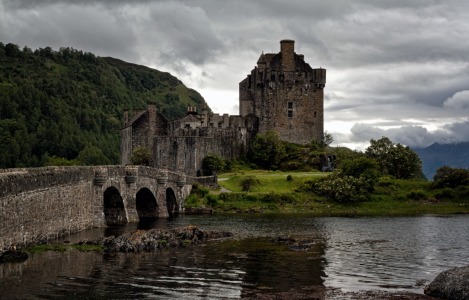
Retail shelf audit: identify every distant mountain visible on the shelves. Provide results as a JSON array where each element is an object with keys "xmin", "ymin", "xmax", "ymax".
[
  {"xmin": 0, "ymin": 43, "xmax": 207, "ymax": 168},
  {"xmin": 413, "ymin": 142, "xmax": 469, "ymax": 180}
]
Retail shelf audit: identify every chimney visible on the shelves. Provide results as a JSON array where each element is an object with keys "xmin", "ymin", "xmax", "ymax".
[{"xmin": 280, "ymin": 39, "xmax": 295, "ymax": 72}]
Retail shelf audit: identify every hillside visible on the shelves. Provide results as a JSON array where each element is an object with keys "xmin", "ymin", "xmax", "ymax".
[
  {"xmin": 0, "ymin": 43, "xmax": 207, "ymax": 168},
  {"xmin": 414, "ymin": 142, "xmax": 469, "ymax": 179}
]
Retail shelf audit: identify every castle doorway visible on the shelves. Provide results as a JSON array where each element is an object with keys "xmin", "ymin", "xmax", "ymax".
[{"xmin": 103, "ymin": 186, "xmax": 127, "ymax": 226}]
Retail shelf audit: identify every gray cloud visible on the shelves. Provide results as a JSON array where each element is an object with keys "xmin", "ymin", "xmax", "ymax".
[
  {"xmin": 2, "ymin": 0, "xmax": 469, "ymax": 149},
  {"xmin": 348, "ymin": 121, "xmax": 469, "ymax": 148}
]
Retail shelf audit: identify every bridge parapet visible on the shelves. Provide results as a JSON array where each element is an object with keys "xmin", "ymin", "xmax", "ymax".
[{"xmin": 0, "ymin": 166, "xmax": 95, "ymax": 198}]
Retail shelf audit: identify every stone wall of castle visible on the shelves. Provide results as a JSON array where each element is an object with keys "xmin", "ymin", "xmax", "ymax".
[
  {"xmin": 153, "ymin": 124, "xmax": 257, "ymax": 176},
  {"xmin": 239, "ymin": 40, "xmax": 326, "ymax": 145}
]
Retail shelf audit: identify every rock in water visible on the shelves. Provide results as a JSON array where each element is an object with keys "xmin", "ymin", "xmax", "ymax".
[{"xmin": 424, "ymin": 265, "xmax": 469, "ymax": 299}]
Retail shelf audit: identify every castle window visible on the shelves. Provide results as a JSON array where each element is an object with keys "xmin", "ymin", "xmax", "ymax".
[
  {"xmin": 271, "ymin": 74, "xmax": 276, "ymax": 81},
  {"xmin": 314, "ymin": 111, "xmax": 317, "ymax": 118},
  {"xmin": 288, "ymin": 102, "xmax": 293, "ymax": 118}
]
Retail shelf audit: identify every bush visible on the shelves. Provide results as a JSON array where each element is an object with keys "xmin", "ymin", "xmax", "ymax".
[
  {"xmin": 341, "ymin": 157, "xmax": 380, "ymax": 192},
  {"xmin": 377, "ymin": 176, "xmax": 395, "ymax": 188},
  {"xmin": 190, "ymin": 184, "xmax": 209, "ymax": 198},
  {"xmin": 313, "ymin": 171, "xmax": 370, "ymax": 203},
  {"xmin": 218, "ymin": 193, "xmax": 260, "ymax": 202},
  {"xmin": 407, "ymin": 190, "xmax": 427, "ymax": 200},
  {"xmin": 434, "ymin": 188, "xmax": 456, "ymax": 200},
  {"xmin": 286, "ymin": 175, "xmax": 293, "ymax": 181},
  {"xmin": 206, "ymin": 194, "xmax": 219, "ymax": 207},
  {"xmin": 296, "ymin": 179, "xmax": 317, "ymax": 193},
  {"xmin": 260, "ymin": 192, "xmax": 296, "ymax": 204},
  {"xmin": 130, "ymin": 147, "xmax": 152, "ymax": 166},
  {"xmin": 240, "ymin": 176, "xmax": 260, "ymax": 192},
  {"xmin": 45, "ymin": 156, "xmax": 81, "ymax": 166},
  {"xmin": 202, "ymin": 154, "xmax": 225, "ymax": 175}
]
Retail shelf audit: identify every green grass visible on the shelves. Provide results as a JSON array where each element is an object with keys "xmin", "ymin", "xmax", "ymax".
[
  {"xmin": 218, "ymin": 170, "xmax": 327, "ymax": 193},
  {"xmin": 195, "ymin": 170, "xmax": 469, "ymax": 216}
]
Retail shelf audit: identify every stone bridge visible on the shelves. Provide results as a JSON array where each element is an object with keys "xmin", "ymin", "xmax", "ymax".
[{"xmin": 0, "ymin": 166, "xmax": 216, "ymax": 251}]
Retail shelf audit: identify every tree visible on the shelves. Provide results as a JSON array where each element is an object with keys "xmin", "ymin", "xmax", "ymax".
[
  {"xmin": 76, "ymin": 145, "xmax": 111, "ymax": 165},
  {"xmin": 130, "ymin": 147, "xmax": 152, "ymax": 166},
  {"xmin": 249, "ymin": 131, "xmax": 286, "ymax": 169},
  {"xmin": 323, "ymin": 131, "xmax": 334, "ymax": 147},
  {"xmin": 202, "ymin": 154, "xmax": 225, "ymax": 175},
  {"xmin": 432, "ymin": 166, "xmax": 469, "ymax": 188},
  {"xmin": 365, "ymin": 137, "xmax": 422, "ymax": 179}
]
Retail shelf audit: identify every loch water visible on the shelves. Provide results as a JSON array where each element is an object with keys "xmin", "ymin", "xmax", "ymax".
[{"xmin": 1, "ymin": 214, "xmax": 468, "ymax": 299}]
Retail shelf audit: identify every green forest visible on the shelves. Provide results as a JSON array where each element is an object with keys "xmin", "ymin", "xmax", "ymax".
[{"xmin": 0, "ymin": 43, "xmax": 207, "ymax": 168}]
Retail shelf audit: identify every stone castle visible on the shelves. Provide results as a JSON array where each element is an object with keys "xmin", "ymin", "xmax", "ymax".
[{"xmin": 121, "ymin": 40, "xmax": 326, "ymax": 176}]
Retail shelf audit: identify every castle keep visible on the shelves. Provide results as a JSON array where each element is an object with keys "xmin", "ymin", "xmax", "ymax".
[{"xmin": 121, "ymin": 40, "xmax": 326, "ymax": 176}]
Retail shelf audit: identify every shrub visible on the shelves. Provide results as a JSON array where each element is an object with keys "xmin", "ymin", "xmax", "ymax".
[
  {"xmin": 407, "ymin": 190, "xmax": 427, "ymax": 200},
  {"xmin": 190, "ymin": 184, "xmax": 209, "ymax": 198},
  {"xmin": 202, "ymin": 154, "xmax": 225, "ymax": 175},
  {"xmin": 218, "ymin": 193, "xmax": 260, "ymax": 202},
  {"xmin": 130, "ymin": 147, "xmax": 151, "ymax": 166},
  {"xmin": 240, "ymin": 176, "xmax": 260, "ymax": 192},
  {"xmin": 286, "ymin": 175, "xmax": 293, "ymax": 181},
  {"xmin": 377, "ymin": 176, "xmax": 395, "ymax": 188},
  {"xmin": 260, "ymin": 192, "xmax": 296, "ymax": 204},
  {"xmin": 206, "ymin": 194, "xmax": 219, "ymax": 207},
  {"xmin": 434, "ymin": 188, "xmax": 456, "ymax": 200},
  {"xmin": 296, "ymin": 179, "xmax": 317, "ymax": 193},
  {"xmin": 341, "ymin": 157, "xmax": 380, "ymax": 192},
  {"xmin": 313, "ymin": 171, "xmax": 370, "ymax": 203}
]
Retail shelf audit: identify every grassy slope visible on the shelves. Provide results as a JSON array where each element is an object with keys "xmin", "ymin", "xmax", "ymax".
[{"xmin": 200, "ymin": 170, "xmax": 469, "ymax": 216}]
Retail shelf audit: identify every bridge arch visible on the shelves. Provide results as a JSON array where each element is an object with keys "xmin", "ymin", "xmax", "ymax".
[
  {"xmin": 103, "ymin": 186, "xmax": 127, "ymax": 225},
  {"xmin": 136, "ymin": 187, "xmax": 158, "ymax": 221},
  {"xmin": 166, "ymin": 187, "xmax": 178, "ymax": 216}
]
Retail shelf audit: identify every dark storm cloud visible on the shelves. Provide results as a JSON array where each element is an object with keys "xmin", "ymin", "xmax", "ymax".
[{"xmin": 2, "ymin": 0, "xmax": 469, "ymax": 148}]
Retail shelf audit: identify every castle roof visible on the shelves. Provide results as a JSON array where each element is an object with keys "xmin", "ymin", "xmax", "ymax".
[
  {"xmin": 257, "ymin": 52, "xmax": 266, "ymax": 64},
  {"xmin": 124, "ymin": 110, "xmax": 146, "ymax": 128},
  {"xmin": 179, "ymin": 113, "xmax": 201, "ymax": 123}
]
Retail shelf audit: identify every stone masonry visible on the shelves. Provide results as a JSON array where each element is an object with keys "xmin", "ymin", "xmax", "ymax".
[{"xmin": 0, "ymin": 166, "xmax": 213, "ymax": 251}]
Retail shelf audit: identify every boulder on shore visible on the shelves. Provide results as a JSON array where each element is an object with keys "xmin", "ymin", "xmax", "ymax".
[{"xmin": 424, "ymin": 265, "xmax": 469, "ymax": 299}]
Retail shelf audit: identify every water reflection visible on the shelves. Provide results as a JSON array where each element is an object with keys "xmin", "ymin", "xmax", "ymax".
[{"xmin": 0, "ymin": 214, "xmax": 468, "ymax": 298}]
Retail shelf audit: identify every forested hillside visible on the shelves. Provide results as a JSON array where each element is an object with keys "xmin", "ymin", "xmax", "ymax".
[{"xmin": 0, "ymin": 43, "xmax": 207, "ymax": 168}]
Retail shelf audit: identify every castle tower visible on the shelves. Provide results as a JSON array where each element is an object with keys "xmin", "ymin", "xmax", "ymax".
[{"xmin": 239, "ymin": 40, "xmax": 326, "ymax": 145}]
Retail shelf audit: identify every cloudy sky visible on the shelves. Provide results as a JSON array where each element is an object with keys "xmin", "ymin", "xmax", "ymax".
[{"xmin": 2, "ymin": 0, "xmax": 469, "ymax": 150}]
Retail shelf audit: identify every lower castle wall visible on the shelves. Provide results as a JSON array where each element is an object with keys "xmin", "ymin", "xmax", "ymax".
[{"xmin": 153, "ymin": 127, "xmax": 254, "ymax": 176}]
